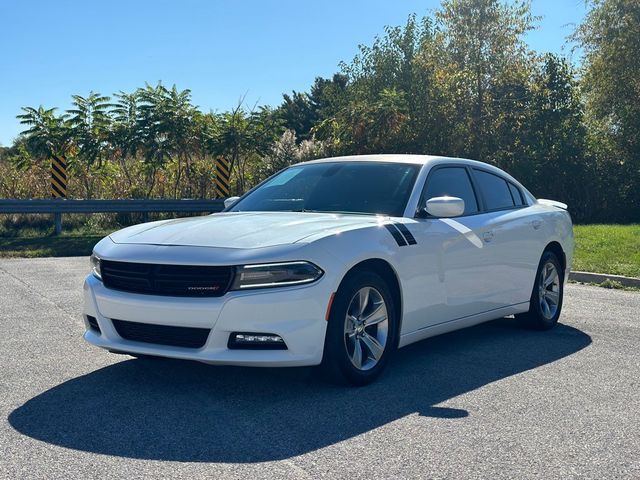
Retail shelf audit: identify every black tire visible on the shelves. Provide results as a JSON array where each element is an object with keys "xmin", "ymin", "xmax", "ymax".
[
  {"xmin": 320, "ymin": 270, "xmax": 398, "ymax": 386},
  {"xmin": 517, "ymin": 250, "xmax": 564, "ymax": 330}
]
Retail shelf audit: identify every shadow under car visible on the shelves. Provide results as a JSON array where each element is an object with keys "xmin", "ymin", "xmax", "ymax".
[{"xmin": 8, "ymin": 318, "xmax": 591, "ymax": 463}]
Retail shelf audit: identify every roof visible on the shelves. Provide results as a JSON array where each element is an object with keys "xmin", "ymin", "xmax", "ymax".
[
  {"xmin": 297, "ymin": 154, "xmax": 499, "ymax": 170},
  {"xmin": 298, "ymin": 154, "xmax": 441, "ymax": 166}
]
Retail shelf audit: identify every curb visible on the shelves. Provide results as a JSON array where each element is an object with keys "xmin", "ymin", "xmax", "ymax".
[{"xmin": 569, "ymin": 271, "xmax": 640, "ymax": 288}]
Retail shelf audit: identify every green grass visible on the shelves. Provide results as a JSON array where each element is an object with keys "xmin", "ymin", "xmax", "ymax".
[
  {"xmin": 0, "ymin": 234, "xmax": 106, "ymax": 257},
  {"xmin": 0, "ymin": 213, "xmax": 122, "ymax": 257},
  {"xmin": 573, "ymin": 224, "xmax": 640, "ymax": 278}
]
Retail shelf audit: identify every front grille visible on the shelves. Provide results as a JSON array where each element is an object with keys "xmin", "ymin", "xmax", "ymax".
[
  {"xmin": 112, "ymin": 319, "xmax": 210, "ymax": 348},
  {"xmin": 101, "ymin": 260, "xmax": 234, "ymax": 297}
]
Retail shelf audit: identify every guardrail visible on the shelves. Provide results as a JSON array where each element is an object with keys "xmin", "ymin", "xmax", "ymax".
[{"xmin": 0, "ymin": 199, "xmax": 226, "ymax": 235}]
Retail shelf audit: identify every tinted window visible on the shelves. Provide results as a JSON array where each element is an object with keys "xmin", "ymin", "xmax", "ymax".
[
  {"xmin": 230, "ymin": 162, "xmax": 420, "ymax": 216},
  {"xmin": 474, "ymin": 169, "xmax": 515, "ymax": 210},
  {"xmin": 422, "ymin": 167, "xmax": 478, "ymax": 215},
  {"xmin": 508, "ymin": 182, "xmax": 524, "ymax": 206}
]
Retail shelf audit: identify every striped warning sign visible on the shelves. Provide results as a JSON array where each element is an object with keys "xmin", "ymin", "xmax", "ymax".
[
  {"xmin": 215, "ymin": 157, "xmax": 230, "ymax": 198},
  {"xmin": 51, "ymin": 155, "xmax": 67, "ymax": 198}
]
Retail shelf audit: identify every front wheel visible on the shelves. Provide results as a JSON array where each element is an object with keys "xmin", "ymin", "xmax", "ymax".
[
  {"xmin": 320, "ymin": 270, "xmax": 398, "ymax": 386},
  {"xmin": 517, "ymin": 251, "xmax": 564, "ymax": 330}
]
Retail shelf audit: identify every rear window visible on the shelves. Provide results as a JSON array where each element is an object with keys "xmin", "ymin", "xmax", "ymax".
[
  {"xmin": 508, "ymin": 183, "xmax": 525, "ymax": 206},
  {"xmin": 473, "ymin": 169, "xmax": 515, "ymax": 210}
]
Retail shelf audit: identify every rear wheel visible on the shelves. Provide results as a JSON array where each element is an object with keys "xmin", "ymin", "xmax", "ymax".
[
  {"xmin": 320, "ymin": 270, "xmax": 398, "ymax": 386},
  {"xmin": 517, "ymin": 251, "xmax": 564, "ymax": 330}
]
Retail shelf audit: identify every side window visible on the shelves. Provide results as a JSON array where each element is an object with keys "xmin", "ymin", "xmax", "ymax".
[
  {"xmin": 473, "ymin": 169, "xmax": 515, "ymax": 210},
  {"xmin": 508, "ymin": 182, "xmax": 525, "ymax": 206},
  {"xmin": 422, "ymin": 167, "xmax": 479, "ymax": 215}
]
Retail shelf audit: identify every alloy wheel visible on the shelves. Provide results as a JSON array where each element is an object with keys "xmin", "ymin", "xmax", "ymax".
[
  {"xmin": 538, "ymin": 261, "xmax": 560, "ymax": 320},
  {"xmin": 343, "ymin": 286, "xmax": 389, "ymax": 371}
]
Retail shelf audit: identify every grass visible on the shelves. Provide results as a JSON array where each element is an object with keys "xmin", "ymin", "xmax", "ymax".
[
  {"xmin": 0, "ymin": 234, "xmax": 106, "ymax": 257},
  {"xmin": 0, "ymin": 212, "xmax": 184, "ymax": 257},
  {"xmin": 569, "ymin": 278, "xmax": 640, "ymax": 291},
  {"xmin": 0, "ymin": 214, "xmax": 116, "ymax": 257},
  {"xmin": 573, "ymin": 224, "xmax": 640, "ymax": 278}
]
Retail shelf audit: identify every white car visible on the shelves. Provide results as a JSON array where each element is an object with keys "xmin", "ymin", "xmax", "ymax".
[{"xmin": 83, "ymin": 155, "xmax": 573, "ymax": 385}]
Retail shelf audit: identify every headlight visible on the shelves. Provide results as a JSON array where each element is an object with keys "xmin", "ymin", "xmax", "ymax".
[
  {"xmin": 90, "ymin": 253, "xmax": 102, "ymax": 280},
  {"xmin": 230, "ymin": 261, "xmax": 323, "ymax": 290}
]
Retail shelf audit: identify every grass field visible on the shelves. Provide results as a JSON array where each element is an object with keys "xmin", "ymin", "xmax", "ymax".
[
  {"xmin": 573, "ymin": 224, "xmax": 640, "ymax": 278},
  {"xmin": 1, "ymin": 221, "xmax": 639, "ymax": 278},
  {"xmin": 0, "ymin": 215, "xmax": 112, "ymax": 257},
  {"xmin": 0, "ymin": 234, "xmax": 106, "ymax": 258},
  {"xmin": 0, "ymin": 212, "xmax": 154, "ymax": 258}
]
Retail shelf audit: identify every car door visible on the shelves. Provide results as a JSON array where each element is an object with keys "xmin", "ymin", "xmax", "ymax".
[
  {"xmin": 406, "ymin": 165, "xmax": 504, "ymax": 330},
  {"xmin": 469, "ymin": 168, "xmax": 541, "ymax": 307}
]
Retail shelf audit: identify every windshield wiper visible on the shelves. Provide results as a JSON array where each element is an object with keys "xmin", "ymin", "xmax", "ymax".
[{"xmin": 287, "ymin": 209, "xmax": 375, "ymax": 215}]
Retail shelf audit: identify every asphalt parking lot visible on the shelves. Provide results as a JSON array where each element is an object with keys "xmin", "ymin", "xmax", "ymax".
[{"xmin": 0, "ymin": 257, "xmax": 638, "ymax": 479}]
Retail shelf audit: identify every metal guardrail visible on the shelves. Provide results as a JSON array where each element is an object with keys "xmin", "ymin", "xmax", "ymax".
[
  {"xmin": 0, "ymin": 199, "xmax": 226, "ymax": 214},
  {"xmin": 0, "ymin": 199, "xmax": 226, "ymax": 234}
]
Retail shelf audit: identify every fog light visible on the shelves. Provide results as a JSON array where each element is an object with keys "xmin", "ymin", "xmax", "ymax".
[{"xmin": 228, "ymin": 332, "xmax": 287, "ymax": 350}]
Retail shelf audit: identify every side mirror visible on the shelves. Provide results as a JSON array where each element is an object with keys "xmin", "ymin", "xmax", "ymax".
[
  {"xmin": 424, "ymin": 196, "xmax": 465, "ymax": 218},
  {"xmin": 224, "ymin": 196, "xmax": 240, "ymax": 209}
]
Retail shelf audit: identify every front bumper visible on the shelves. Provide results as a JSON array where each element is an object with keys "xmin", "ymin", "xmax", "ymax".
[{"xmin": 82, "ymin": 274, "xmax": 331, "ymax": 366}]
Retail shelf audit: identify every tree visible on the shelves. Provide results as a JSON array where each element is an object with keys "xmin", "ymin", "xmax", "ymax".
[
  {"xmin": 573, "ymin": 0, "xmax": 640, "ymax": 221},
  {"xmin": 136, "ymin": 83, "xmax": 198, "ymax": 198},
  {"xmin": 277, "ymin": 91, "xmax": 317, "ymax": 141},
  {"xmin": 66, "ymin": 92, "xmax": 113, "ymax": 198},
  {"xmin": 67, "ymin": 92, "xmax": 112, "ymax": 166},
  {"xmin": 337, "ymin": 15, "xmax": 428, "ymax": 154},
  {"xmin": 111, "ymin": 90, "xmax": 142, "ymax": 194},
  {"xmin": 519, "ymin": 55, "xmax": 593, "ymax": 221},
  {"xmin": 436, "ymin": 0, "xmax": 537, "ymax": 160},
  {"xmin": 309, "ymin": 74, "xmax": 349, "ymax": 121},
  {"xmin": 16, "ymin": 106, "xmax": 72, "ymax": 162}
]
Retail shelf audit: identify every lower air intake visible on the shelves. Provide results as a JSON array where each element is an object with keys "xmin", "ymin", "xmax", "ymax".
[
  {"xmin": 112, "ymin": 319, "xmax": 210, "ymax": 348},
  {"xmin": 86, "ymin": 315, "xmax": 101, "ymax": 333}
]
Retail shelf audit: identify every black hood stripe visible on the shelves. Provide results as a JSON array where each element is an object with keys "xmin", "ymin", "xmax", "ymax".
[
  {"xmin": 395, "ymin": 223, "xmax": 417, "ymax": 245},
  {"xmin": 384, "ymin": 224, "xmax": 407, "ymax": 247}
]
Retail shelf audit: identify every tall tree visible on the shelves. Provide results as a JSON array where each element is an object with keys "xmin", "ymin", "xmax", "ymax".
[
  {"xmin": 136, "ymin": 83, "xmax": 197, "ymax": 197},
  {"xmin": 67, "ymin": 92, "xmax": 112, "ymax": 167},
  {"xmin": 573, "ymin": 0, "xmax": 640, "ymax": 221},
  {"xmin": 111, "ymin": 91, "xmax": 141, "ymax": 194},
  {"xmin": 436, "ymin": 0, "xmax": 537, "ymax": 160},
  {"xmin": 519, "ymin": 55, "xmax": 592, "ymax": 220}
]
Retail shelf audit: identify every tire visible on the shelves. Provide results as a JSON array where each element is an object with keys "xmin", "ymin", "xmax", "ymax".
[
  {"xmin": 320, "ymin": 270, "xmax": 398, "ymax": 386},
  {"xmin": 517, "ymin": 250, "xmax": 564, "ymax": 330}
]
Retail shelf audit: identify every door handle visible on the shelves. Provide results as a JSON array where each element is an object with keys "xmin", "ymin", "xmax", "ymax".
[
  {"xmin": 482, "ymin": 231, "xmax": 494, "ymax": 243},
  {"xmin": 531, "ymin": 219, "xmax": 542, "ymax": 230}
]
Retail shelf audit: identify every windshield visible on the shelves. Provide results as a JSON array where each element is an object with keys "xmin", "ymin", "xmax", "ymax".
[{"xmin": 229, "ymin": 161, "xmax": 420, "ymax": 216}]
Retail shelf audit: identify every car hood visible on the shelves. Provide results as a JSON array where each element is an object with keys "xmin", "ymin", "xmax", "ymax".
[{"xmin": 109, "ymin": 211, "xmax": 380, "ymax": 249}]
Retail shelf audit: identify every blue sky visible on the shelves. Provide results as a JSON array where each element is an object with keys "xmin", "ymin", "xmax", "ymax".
[{"xmin": 0, "ymin": 0, "xmax": 587, "ymax": 146}]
